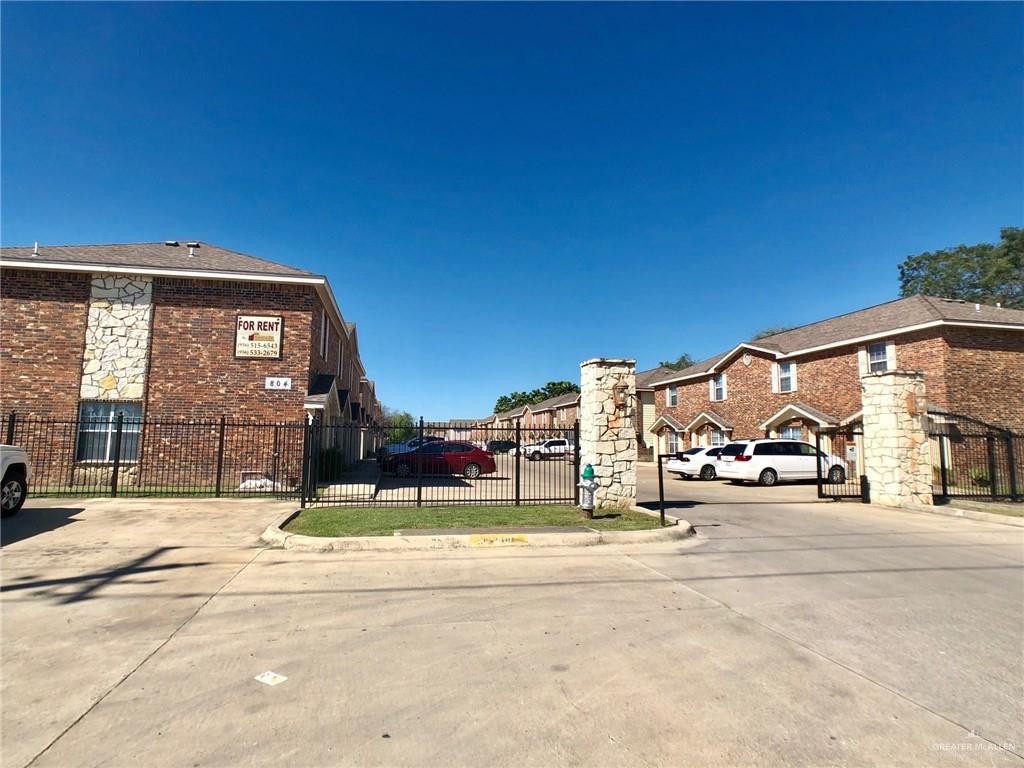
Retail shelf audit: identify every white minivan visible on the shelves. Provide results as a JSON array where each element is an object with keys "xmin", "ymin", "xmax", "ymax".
[{"xmin": 716, "ymin": 439, "xmax": 847, "ymax": 486}]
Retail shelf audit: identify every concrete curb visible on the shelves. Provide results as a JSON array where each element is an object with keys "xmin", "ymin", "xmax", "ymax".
[
  {"xmin": 260, "ymin": 507, "xmax": 697, "ymax": 552},
  {"xmin": 899, "ymin": 502, "xmax": 1024, "ymax": 528}
]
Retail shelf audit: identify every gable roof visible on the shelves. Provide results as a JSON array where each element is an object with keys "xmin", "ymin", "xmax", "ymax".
[
  {"xmin": 648, "ymin": 295, "xmax": 1024, "ymax": 387},
  {"xmin": 636, "ymin": 366, "xmax": 676, "ymax": 389},
  {"xmin": 1, "ymin": 241, "xmax": 316, "ymax": 278},
  {"xmin": 759, "ymin": 402, "xmax": 839, "ymax": 430},
  {"xmin": 526, "ymin": 391, "xmax": 581, "ymax": 413},
  {"xmin": 648, "ymin": 414, "xmax": 685, "ymax": 433},
  {"xmin": 495, "ymin": 405, "xmax": 528, "ymax": 420}
]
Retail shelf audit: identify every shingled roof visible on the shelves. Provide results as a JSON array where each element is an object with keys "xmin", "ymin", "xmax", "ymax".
[
  {"xmin": 527, "ymin": 391, "xmax": 581, "ymax": 413},
  {"xmin": 648, "ymin": 295, "xmax": 1024, "ymax": 387},
  {"xmin": 636, "ymin": 366, "xmax": 677, "ymax": 389},
  {"xmin": 0, "ymin": 241, "xmax": 317, "ymax": 278}
]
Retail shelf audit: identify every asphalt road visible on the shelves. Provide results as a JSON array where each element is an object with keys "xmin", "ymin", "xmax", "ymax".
[{"xmin": 2, "ymin": 495, "xmax": 1022, "ymax": 767}]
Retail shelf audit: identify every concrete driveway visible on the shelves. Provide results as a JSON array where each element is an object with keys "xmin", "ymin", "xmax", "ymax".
[{"xmin": 2, "ymin": 496, "xmax": 1022, "ymax": 767}]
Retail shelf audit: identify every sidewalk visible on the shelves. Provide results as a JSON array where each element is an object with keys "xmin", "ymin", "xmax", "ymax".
[{"xmin": 319, "ymin": 460, "xmax": 380, "ymax": 501}]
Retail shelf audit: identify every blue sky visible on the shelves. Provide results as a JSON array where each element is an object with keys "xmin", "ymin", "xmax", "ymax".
[{"xmin": 3, "ymin": 2, "xmax": 1021, "ymax": 420}]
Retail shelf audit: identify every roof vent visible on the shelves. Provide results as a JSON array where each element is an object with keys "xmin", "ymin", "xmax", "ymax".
[
  {"xmin": 187, "ymin": 242, "xmax": 200, "ymax": 257},
  {"xmin": 32, "ymin": 241, "xmax": 39, "ymax": 257},
  {"xmin": 974, "ymin": 303, "xmax": 981, "ymax": 312},
  {"xmin": 164, "ymin": 240, "xmax": 179, "ymax": 246}
]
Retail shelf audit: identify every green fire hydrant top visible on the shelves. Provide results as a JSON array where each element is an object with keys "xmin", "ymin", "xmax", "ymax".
[{"xmin": 581, "ymin": 464, "xmax": 595, "ymax": 480}]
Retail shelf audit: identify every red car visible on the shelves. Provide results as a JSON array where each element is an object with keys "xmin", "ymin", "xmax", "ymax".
[{"xmin": 382, "ymin": 441, "xmax": 497, "ymax": 479}]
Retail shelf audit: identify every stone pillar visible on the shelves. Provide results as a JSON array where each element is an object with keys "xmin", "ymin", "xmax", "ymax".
[
  {"xmin": 579, "ymin": 358, "xmax": 637, "ymax": 509},
  {"xmin": 80, "ymin": 274, "xmax": 153, "ymax": 400},
  {"xmin": 861, "ymin": 371, "xmax": 933, "ymax": 507}
]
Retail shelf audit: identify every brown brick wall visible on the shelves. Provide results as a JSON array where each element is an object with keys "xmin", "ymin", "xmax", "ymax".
[
  {"xmin": 146, "ymin": 277, "xmax": 317, "ymax": 421},
  {"xmin": 653, "ymin": 329, "xmax": 958, "ymax": 442},
  {"xmin": 942, "ymin": 327, "xmax": 1024, "ymax": 431},
  {"xmin": 0, "ymin": 269, "xmax": 90, "ymax": 418}
]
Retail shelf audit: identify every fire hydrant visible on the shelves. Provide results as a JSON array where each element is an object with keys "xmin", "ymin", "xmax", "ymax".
[{"xmin": 578, "ymin": 464, "xmax": 599, "ymax": 519}]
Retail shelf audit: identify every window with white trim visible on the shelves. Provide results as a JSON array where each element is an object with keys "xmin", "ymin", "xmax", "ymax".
[
  {"xmin": 778, "ymin": 361, "xmax": 796, "ymax": 393},
  {"xmin": 710, "ymin": 428, "xmax": 727, "ymax": 446},
  {"xmin": 710, "ymin": 373, "xmax": 727, "ymax": 402},
  {"xmin": 667, "ymin": 431, "xmax": 679, "ymax": 454},
  {"xmin": 868, "ymin": 342, "xmax": 890, "ymax": 372},
  {"xmin": 667, "ymin": 385, "xmax": 678, "ymax": 407},
  {"xmin": 779, "ymin": 425, "xmax": 802, "ymax": 441},
  {"xmin": 76, "ymin": 402, "xmax": 142, "ymax": 462}
]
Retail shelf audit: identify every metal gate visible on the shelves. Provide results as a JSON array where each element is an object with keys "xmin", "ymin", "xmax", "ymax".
[
  {"xmin": 815, "ymin": 425, "xmax": 869, "ymax": 502},
  {"xmin": 303, "ymin": 418, "xmax": 581, "ymax": 507}
]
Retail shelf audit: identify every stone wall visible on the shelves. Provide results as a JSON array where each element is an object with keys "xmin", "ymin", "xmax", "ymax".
[
  {"xmin": 579, "ymin": 358, "xmax": 637, "ymax": 508},
  {"xmin": 861, "ymin": 371, "xmax": 933, "ymax": 507},
  {"xmin": 80, "ymin": 275, "xmax": 153, "ymax": 400}
]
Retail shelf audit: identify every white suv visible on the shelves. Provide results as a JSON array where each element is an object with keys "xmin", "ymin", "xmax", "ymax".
[
  {"xmin": 716, "ymin": 439, "xmax": 847, "ymax": 486},
  {"xmin": 1, "ymin": 444, "xmax": 31, "ymax": 517}
]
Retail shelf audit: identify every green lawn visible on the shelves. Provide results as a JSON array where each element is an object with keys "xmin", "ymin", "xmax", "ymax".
[{"xmin": 283, "ymin": 504, "xmax": 662, "ymax": 537}]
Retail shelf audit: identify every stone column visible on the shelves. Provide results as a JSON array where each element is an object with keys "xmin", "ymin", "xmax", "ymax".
[
  {"xmin": 579, "ymin": 358, "xmax": 637, "ymax": 509},
  {"xmin": 80, "ymin": 274, "xmax": 153, "ymax": 401},
  {"xmin": 861, "ymin": 371, "xmax": 933, "ymax": 507}
]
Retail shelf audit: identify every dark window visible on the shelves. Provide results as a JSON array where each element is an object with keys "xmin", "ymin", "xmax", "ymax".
[
  {"xmin": 797, "ymin": 443, "xmax": 818, "ymax": 456},
  {"xmin": 77, "ymin": 402, "xmax": 142, "ymax": 462},
  {"xmin": 706, "ymin": 447, "xmax": 723, "ymax": 457},
  {"xmin": 549, "ymin": 440, "xmax": 567, "ymax": 448},
  {"xmin": 683, "ymin": 448, "xmax": 704, "ymax": 455},
  {"xmin": 446, "ymin": 443, "xmax": 472, "ymax": 453},
  {"xmin": 754, "ymin": 443, "xmax": 778, "ymax": 456},
  {"xmin": 421, "ymin": 443, "xmax": 446, "ymax": 454},
  {"xmin": 721, "ymin": 443, "xmax": 747, "ymax": 456}
]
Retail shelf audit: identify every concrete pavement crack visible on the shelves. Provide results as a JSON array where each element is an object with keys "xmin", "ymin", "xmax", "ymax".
[
  {"xmin": 23, "ymin": 546, "xmax": 269, "ymax": 768},
  {"xmin": 623, "ymin": 552, "xmax": 1024, "ymax": 761}
]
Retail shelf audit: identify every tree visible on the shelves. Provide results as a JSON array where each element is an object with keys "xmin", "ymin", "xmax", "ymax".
[
  {"xmin": 382, "ymin": 406, "xmax": 416, "ymax": 442},
  {"xmin": 752, "ymin": 326, "xmax": 794, "ymax": 340},
  {"xmin": 658, "ymin": 354, "xmax": 696, "ymax": 371},
  {"xmin": 898, "ymin": 227, "xmax": 1023, "ymax": 309},
  {"xmin": 493, "ymin": 381, "xmax": 580, "ymax": 413}
]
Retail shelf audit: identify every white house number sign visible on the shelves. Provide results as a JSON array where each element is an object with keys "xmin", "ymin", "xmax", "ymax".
[
  {"xmin": 265, "ymin": 377, "xmax": 292, "ymax": 391},
  {"xmin": 235, "ymin": 315, "xmax": 283, "ymax": 358}
]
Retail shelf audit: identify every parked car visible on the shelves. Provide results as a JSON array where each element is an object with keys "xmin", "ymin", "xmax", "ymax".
[
  {"xmin": 378, "ymin": 435, "xmax": 444, "ymax": 460},
  {"xmin": 486, "ymin": 439, "xmax": 518, "ymax": 454},
  {"xmin": 1, "ymin": 444, "xmax": 31, "ymax": 517},
  {"xmin": 716, "ymin": 439, "xmax": 847, "ymax": 486},
  {"xmin": 521, "ymin": 438, "xmax": 572, "ymax": 461},
  {"xmin": 381, "ymin": 441, "xmax": 497, "ymax": 479},
  {"xmin": 667, "ymin": 446, "xmax": 723, "ymax": 480}
]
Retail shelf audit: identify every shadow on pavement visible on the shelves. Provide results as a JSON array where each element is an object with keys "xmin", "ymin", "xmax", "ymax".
[{"xmin": 1, "ymin": 506, "xmax": 87, "ymax": 547}]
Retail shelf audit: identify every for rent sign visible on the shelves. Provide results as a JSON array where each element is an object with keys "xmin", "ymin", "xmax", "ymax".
[{"xmin": 235, "ymin": 315, "xmax": 283, "ymax": 358}]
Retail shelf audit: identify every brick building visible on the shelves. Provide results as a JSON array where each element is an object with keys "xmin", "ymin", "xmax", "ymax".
[
  {"xmin": 645, "ymin": 296, "xmax": 1024, "ymax": 454},
  {"xmin": 0, "ymin": 241, "xmax": 382, "ymax": 486}
]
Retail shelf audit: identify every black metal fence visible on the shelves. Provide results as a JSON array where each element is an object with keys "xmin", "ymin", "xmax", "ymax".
[
  {"xmin": 2, "ymin": 412, "xmax": 581, "ymax": 508},
  {"xmin": 306, "ymin": 419, "xmax": 580, "ymax": 507},
  {"xmin": 815, "ymin": 426, "xmax": 870, "ymax": 502},
  {"xmin": 928, "ymin": 413, "xmax": 1022, "ymax": 502}
]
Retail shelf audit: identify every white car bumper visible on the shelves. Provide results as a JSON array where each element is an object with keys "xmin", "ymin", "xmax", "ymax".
[{"xmin": 716, "ymin": 461, "xmax": 758, "ymax": 482}]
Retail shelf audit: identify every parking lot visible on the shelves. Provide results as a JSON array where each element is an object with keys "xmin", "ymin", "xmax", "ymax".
[
  {"xmin": 637, "ymin": 461, "xmax": 823, "ymax": 509},
  {"xmin": 2, "ymin": 491, "xmax": 1022, "ymax": 767}
]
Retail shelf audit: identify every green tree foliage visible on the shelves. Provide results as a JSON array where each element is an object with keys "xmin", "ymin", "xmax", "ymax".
[
  {"xmin": 898, "ymin": 228, "xmax": 1023, "ymax": 309},
  {"xmin": 493, "ymin": 381, "xmax": 580, "ymax": 414},
  {"xmin": 752, "ymin": 326, "xmax": 794, "ymax": 340},
  {"xmin": 658, "ymin": 354, "xmax": 696, "ymax": 370},
  {"xmin": 382, "ymin": 406, "xmax": 416, "ymax": 442}
]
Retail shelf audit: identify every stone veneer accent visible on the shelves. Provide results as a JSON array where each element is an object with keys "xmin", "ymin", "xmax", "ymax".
[
  {"xmin": 80, "ymin": 275, "xmax": 152, "ymax": 400},
  {"xmin": 861, "ymin": 371, "xmax": 933, "ymax": 507},
  {"xmin": 579, "ymin": 358, "xmax": 637, "ymax": 508}
]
